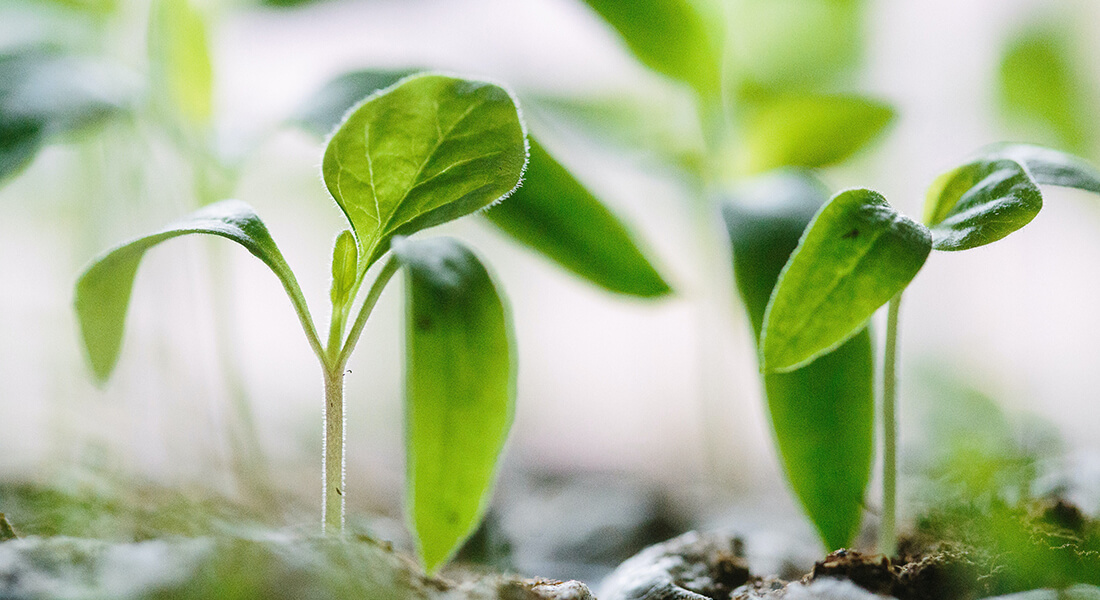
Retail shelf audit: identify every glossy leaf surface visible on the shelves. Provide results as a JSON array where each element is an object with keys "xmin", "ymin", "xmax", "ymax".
[
  {"xmin": 393, "ymin": 237, "xmax": 513, "ymax": 574},
  {"xmin": 999, "ymin": 23, "xmax": 1093, "ymax": 153},
  {"xmin": 149, "ymin": 0, "xmax": 213, "ymax": 125},
  {"xmin": 0, "ymin": 48, "xmax": 128, "ymax": 183},
  {"xmin": 580, "ymin": 0, "xmax": 721, "ymax": 97},
  {"xmin": 762, "ymin": 189, "xmax": 931, "ymax": 372},
  {"xmin": 75, "ymin": 200, "xmax": 310, "ymax": 382},
  {"xmin": 485, "ymin": 139, "xmax": 671, "ymax": 297},
  {"xmin": 724, "ymin": 173, "xmax": 874, "ymax": 550},
  {"xmin": 737, "ymin": 95, "xmax": 894, "ymax": 174},
  {"xmin": 924, "ymin": 158, "xmax": 1043, "ymax": 251},
  {"xmin": 322, "ymin": 74, "xmax": 527, "ymax": 269}
]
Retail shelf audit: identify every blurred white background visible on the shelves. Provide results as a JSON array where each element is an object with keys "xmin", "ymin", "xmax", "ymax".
[{"xmin": 2, "ymin": 0, "xmax": 1100, "ymax": 530}]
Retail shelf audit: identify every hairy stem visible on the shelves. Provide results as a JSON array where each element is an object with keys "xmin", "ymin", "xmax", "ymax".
[
  {"xmin": 322, "ymin": 366, "xmax": 346, "ymax": 535},
  {"xmin": 880, "ymin": 293, "xmax": 902, "ymax": 557}
]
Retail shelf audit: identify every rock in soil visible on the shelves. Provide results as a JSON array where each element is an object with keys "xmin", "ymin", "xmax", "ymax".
[{"xmin": 0, "ymin": 535, "xmax": 593, "ymax": 600}]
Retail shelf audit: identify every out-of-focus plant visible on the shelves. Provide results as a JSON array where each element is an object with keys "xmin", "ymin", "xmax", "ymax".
[
  {"xmin": 0, "ymin": 46, "xmax": 130, "ymax": 185},
  {"xmin": 75, "ymin": 73, "xmax": 528, "ymax": 573},
  {"xmin": 760, "ymin": 143, "xmax": 1100, "ymax": 555},
  {"xmin": 999, "ymin": 19, "xmax": 1097, "ymax": 156}
]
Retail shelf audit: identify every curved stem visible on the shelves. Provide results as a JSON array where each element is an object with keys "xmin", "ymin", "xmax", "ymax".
[
  {"xmin": 337, "ymin": 257, "xmax": 400, "ymax": 370},
  {"xmin": 879, "ymin": 293, "xmax": 902, "ymax": 557}
]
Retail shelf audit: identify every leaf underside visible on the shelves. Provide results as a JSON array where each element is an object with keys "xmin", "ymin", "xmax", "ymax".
[
  {"xmin": 393, "ymin": 237, "xmax": 514, "ymax": 574},
  {"xmin": 724, "ymin": 172, "xmax": 874, "ymax": 550},
  {"xmin": 74, "ymin": 200, "xmax": 306, "ymax": 382},
  {"xmin": 322, "ymin": 73, "xmax": 528, "ymax": 270},
  {"xmin": 762, "ymin": 188, "xmax": 931, "ymax": 373}
]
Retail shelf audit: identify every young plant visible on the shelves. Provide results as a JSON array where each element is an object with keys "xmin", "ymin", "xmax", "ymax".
[
  {"xmin": 74, "ymin": 73, "xmax": 528, "ymax": 573},
  {"xmin": 759, "ymin": 143, "xmax": 1100, "ymax": 556}
]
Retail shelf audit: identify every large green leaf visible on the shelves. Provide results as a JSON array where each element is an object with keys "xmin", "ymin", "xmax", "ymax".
[
  {"xmin": 736, "ymin": 94, "xmax": 894, "ymax": 174},
  {"xmin": 723, "ymin": 172, "xmax": 874, "ymax": 550},
  {"xmin": 392, "ymin": 236, "xmax": 513, "ymax": 574},
  {"xmin": 322, "ymin": 74, "xmax": 527, "ymax": 270},
  {"xmin": 579, "ymin": 0, "xmax": 722, "ymax": 98},
  {"xmin": 75, "ymin": 200, "xmax": 314, "ymax": 382},
  {"xmin": 762, "ymin": 189, "xmax": 931, "ymax": 372},
  {"xmin": 923, "ymin": 157, "xmax": 1043, "ymax": 251},
  {"xmin": 485, "ymin": 139, "xmax": 671, "ymax": 297},
  {"xmin": 999, "ymin": 23, "xmax": 1093, "ymax": 154},
  {"xmin": 148, "ymin": 0, "xmax": 213, "ymax": 125},
  {"xmin": 0, "ymin": 48, "xmax": 128, "ymax": 184}
]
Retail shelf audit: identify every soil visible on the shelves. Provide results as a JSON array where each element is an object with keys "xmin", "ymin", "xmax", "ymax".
[{"xmin": 599, "ymin": 497, "xmax": 1100, "ymax": 600}]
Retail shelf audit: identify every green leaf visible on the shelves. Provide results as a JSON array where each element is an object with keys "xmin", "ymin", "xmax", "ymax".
[
  {"xmin": 999, "ymin": 23, "xmax": 1094, "ymax": 154},
  {"xmin": 729, "ymin": 0, "xmax": 865, "ymax": 96},
  {"xmin": 0, "ymin": 48, "xmax": 128, "ymax": 184},
  {"xmin": 293, "ymin": 68, "xmax": 420, "ymax": 136},
  {"xmin": 322, "ymin": 74, "xmax": 528, "ymax": 270},
  {"xmin": 736, "ymin": 94, "xmax": 895, "ymax": 174},
  {"xmin": 329, "ymin": 229, "xmax": 358, "ymax": 308},
  {"xmin": 985, "ymin": 143, "xmax": 1100, "ymax": 194},
  {"xmin": 923, "ymin": 157, "xmax": 1043, "ymax": 251},
  {"xmin": 0, "ymin": 119, "xmax": 44, "ymax": 184},
  {"xmin": 579, "ymin": 0, "xmax": 722, "ymax": 98},
  {"xmin": 75, "ymin": 200, "xmax": 315, "ymax": 382},
  {"xmin": 723, "ymin": 172, "xmax": 874, "ymax": 550},
  {"xmin": 762, "ymin": 188, "xmax": 931, "ymax": 372},
  {"xmin": 485, "ymin": 139, "xmax": 671, "ymax": 297},
  {"xmin": 392, "ymin": 236, "xmax": 513, "ymax": 574},
  {"xmin": 149, "ymin": 0, "xmax": 213, "ymax": 125}
]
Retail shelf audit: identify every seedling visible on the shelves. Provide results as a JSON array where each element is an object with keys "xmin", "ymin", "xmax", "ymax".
[
  {"xmin": 759, "ymin": 143, "xmax": 1100, "ymax": 555},
  {"xmin": 74, "ymin": 73, "xmax": 528, "ymax": 572}
]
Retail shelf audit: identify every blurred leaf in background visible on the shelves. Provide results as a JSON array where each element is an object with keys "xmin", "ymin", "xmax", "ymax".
[
  {"xmin": 0, "ymin": 46, "xmax": 130, "ymax": 184},
  {"xmin": 148, "ymin": 0, "xmax": 212, "ymax": 128},
  {"xmin": 579, "ymin": 0, "xmax": 724, "ymax": 101},
  {"xmin": 728, "ymin": 0, "xmax": 866, "ymax": 99},
  {"xmin": 999, "ymin": 20, "xmax": 1096, "ymax": 155},
  {"xmin": 734, "ymin": 94, "xmax": 894, "ymax": 175}
]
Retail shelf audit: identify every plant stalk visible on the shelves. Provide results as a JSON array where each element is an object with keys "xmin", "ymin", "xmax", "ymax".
[
  {"xmin": 322, "ymin": 366, "xmax": 346, "ymax": 535},
  {"xmin": 880, "ymin": 293, "xmax": 902, "ymax": 557}
]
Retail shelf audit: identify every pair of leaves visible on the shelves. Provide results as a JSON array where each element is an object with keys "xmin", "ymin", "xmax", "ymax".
[
  {"xmin": 0, "ymin": 47, "xmax": 128, "ymax": 184},
  {"xmin": 723, "ymin": 172, "xmax": 874, "ymax": 550},
  {"xmin": 76, "ymin": 74, "xmax": 525, "ymax": 573},
  {"xmin": 299, "ymin": 68, "xmax": 671, "ymax": 297},
  {"xmin": 762, "ymin": 144, "xmax": 1100, "ymax": 373}
]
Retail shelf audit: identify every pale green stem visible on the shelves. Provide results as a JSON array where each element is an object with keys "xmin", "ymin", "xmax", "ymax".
[
  {"xmin": 319, "ymin": 255, "xmax": 400, "ymax": 535},
  {"xmin": 322, "ymin": 365, "xmax": 345, "ymax": 535},
  {"xmin": 880, "ymin": 293, "xmax": 902, "ymax": 557}
]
